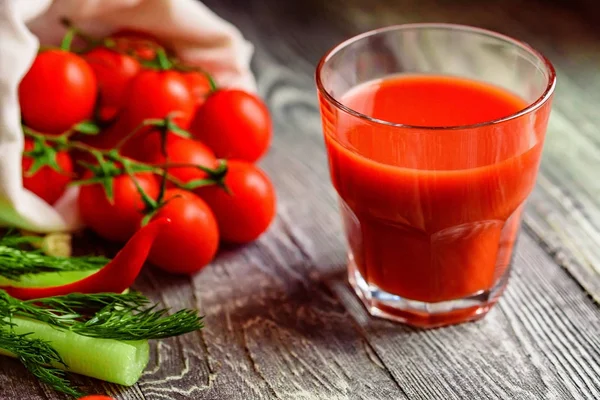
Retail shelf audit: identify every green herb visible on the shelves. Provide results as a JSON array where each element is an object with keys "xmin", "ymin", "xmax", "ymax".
[
  {"xmin": 0, "ymin": 290, "xmax": 203, "ymax": 396},
  {"xmin": 0, "ymin": 230, "xmax": 41, "ymax": 248},
  {"xmin": 0, "ymin": 328, "xmax": 80, "ymax": 397},
  {"xmin": 0, "ymin": 233, "xmax": 108, "ymax": 280},
  {"xmin": 0, "ymin": 291, "xmax": 203, "ymax": 340}
]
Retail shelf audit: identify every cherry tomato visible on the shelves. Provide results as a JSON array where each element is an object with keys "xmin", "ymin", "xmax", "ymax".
[
  {"xmin": 136, "ymin": 136, "xmax": 216, "ymax": 183},
  {"xmin": 184, "ymin": 72, "xmax": 212, "ymax": 108},
  {"xmin": 78, "ymin": 172, "xmax": 158, "ymax": 242},
  {"xmin": 78, "ymin": 396, "xmax": 115, "ymax": 400},
  {"xmin": 123, "ymin": 70, "xmax": 195, "ymax": 128},
  {"xmin": 195, "ymin": 161, "xmax": 275, "ymax": 243},
  {"xmin": 121, "ymin": 128, "xmax": 179, "ymax": 162},
  {"xmin": 84, "ymin": 47, "xmax": 141, "ymax": 122},
  {"xmin": 22, "ymin": 138, "xmax": 73, "ymax": 205},
  {"xmin": 113, "ymin": 70, "xmax": 195, "ymax": 153},
  {"xmin": 149, "ymin": 189, "xmax": 219, "ymax": 274},
  {"xmin": 19, "ymin": 49, "xmax": 97, "ymax": 134},
  {"xmin": 190, "ymin": 89, "xmax": 272, "ymax": 163},
  {"xmin": 111, "ymin": 29, "xmax": 163, "ymax": 60}
]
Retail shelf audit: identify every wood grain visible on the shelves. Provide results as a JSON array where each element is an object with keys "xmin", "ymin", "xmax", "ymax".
[{"xmin": 0, "ymin": 0, "xmax": 599, "ymax": 399}]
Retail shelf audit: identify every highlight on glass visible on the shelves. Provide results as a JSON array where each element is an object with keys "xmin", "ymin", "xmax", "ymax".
[{"xmin": 316, "ymin": 24, "xmax": 556, "ymax": 328}]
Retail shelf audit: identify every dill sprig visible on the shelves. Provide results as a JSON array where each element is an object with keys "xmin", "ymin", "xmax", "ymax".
[
  {"xmin": 0, "ymin": 290, "xmax": 204, "ymax": 396},
  {"xmin": 0, "ymin": 231, "xmax": 108, "ymax": 281},
  {"xmin": 0, "ymin": 291, "xmax": 204, "ymax": 340},
  {"xmin": 0, "ymin": 327, "xmax": 81, "ymax": 397},
  {"xmin": 0, "ymin": 230, "xmax": 42, "ymax": 248},
  {"xmin": 0, "ymin": 246, "xmax": 108, "ymax": 280}
]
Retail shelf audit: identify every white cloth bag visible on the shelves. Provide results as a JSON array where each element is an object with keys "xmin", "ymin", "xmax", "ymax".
[{"xmin": 0, "ymin": 0, "xmax": 255, "ymax": 232}]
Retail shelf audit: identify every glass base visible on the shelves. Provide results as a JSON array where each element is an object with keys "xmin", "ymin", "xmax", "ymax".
[{"xmin": 348, "ymin": 255, "xmax": 510, "ymax": 328}]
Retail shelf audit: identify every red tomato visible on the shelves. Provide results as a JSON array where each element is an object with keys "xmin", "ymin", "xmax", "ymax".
[
  {"xmin": 149, "ymin": 189, "xmax": 219, "ymax": 274},
  {"xmin": 78, "ymin": 396, "xmax": 114, "ymax": 400},
  {"xmin": 190, "ymin": 90, "xmax": 272, "ymax": 163},
  {"xmin": 136, "ymin": 136, "xmax": 216, "ymax": 183},
  {"xmin": 111, "ymin": 29, "xmax": 163, "ymax": 60},
  {"xmin": 19, "ymin": 49, "xmax": 97, "ymax": 134},
  {"xmin": 122, "ymin": 128, "xmax": 179, "ymax": 162},
  {"xmin": 122, "ymin": 70, "xmax": 195, "ymax": 128},
  {"xmin": 115, "ymin": 70, "xmax": 195, "ymax": 154},
  {"xmin": 78, "ymin": 172, "xmax": 159, "ymax": 242},
  {"xmin": 84, "ymin": 47, "xmax": 141, "ymax": 122},
  {"xmin": 22, "ymin": 138, "xmax": 73, "ymax": 205},
  {"xmin": 184, "ymin": 72, "xmax": 212, "ymax": 108},
  {"xmin": 195, "ymin": 161, "xmax": 275, "ymax": 243}
]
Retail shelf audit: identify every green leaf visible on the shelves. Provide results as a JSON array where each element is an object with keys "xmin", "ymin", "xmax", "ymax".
[{"xmin": 74, "ymin": 121, "xmax": 101, "ymax": 135}]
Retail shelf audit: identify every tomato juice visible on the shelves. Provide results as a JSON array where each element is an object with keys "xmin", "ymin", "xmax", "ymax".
[{"xmin": 321, "ymin": 74, "xmax": 551, "ymax": 305}]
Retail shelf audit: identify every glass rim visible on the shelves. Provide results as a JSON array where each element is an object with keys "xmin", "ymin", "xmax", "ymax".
[{"xmin": 315, "ymin": 23, "xmax": 557, "ymax": 131}]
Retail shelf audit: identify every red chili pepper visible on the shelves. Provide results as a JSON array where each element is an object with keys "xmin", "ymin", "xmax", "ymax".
[{"xmin": 1, "ymin": 218, "xmax": 170, "ymax": 300}]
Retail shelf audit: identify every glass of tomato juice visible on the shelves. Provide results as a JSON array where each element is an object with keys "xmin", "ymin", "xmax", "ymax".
[{"xmin": 316, "ymin": 24, "xmax": 556, "ymax": 328}]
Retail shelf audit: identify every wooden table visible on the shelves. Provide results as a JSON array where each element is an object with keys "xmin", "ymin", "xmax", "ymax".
[{"xmin": 2, "ymin": 0, "xmax": 599, "ymax": 398}]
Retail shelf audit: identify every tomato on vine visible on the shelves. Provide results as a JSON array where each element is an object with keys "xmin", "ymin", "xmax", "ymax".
[
  {"xmin": 195, "ymin": 160, "xmax": 276, "ymax": 243},
  {"xmin": 148, "ymin": 189, "xmax": 219, "ymax": 274},
  {"xmin": 113, "ymin": 67, "xmax": 195, "ymax": 154},
  {"xmin": 22, "ymin": 137, "xmax": 73, "ymax": 205},
  {"xmin": 190, "ymin": 89, "xmax": 272, "ymax": 163},
  {"xmin": 136, "ymin": 136, "xmax": 217, "ymax": 183},
  {"xmin": 184, "ymin": 71, "xmax": 213, "ymax": 109},
  {"xmin": 111, "ymin": 29, "xmax": 163, "ymax": 60},
  {"xmin": 84, "ymin": 47, "xmax": 141, "ymax": 122},
  {"xmin": 19, "ymin": 49, "xmax": 97, "ymax": 134},
  {"xmin": 122, "ymin": 67, "xmax": 195, "ymax": 128},
  {"xmin": 78, "ymin": 171, "xmax": 159, "ymax": 243}
]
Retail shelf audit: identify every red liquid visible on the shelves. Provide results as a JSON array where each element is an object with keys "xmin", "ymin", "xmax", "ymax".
[{"xmin": 322, "ymin": 75, "xmax": 551, "ymax": 303}]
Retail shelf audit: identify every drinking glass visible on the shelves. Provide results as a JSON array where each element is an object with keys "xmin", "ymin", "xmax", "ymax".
[{"xmin": 316, "ymin": 24, "xmax": 556, "ymax": 328}]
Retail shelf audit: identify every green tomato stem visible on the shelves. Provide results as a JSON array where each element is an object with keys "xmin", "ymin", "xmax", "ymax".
[
  {"xmin": 206, "ymin": 72, "xmax": 218, "ymax": 92},
  {"xmin": 60, "ymin": 28, "xmax": 77, "ymax": 51},
  {"xmin": 114, "ymin": 119, "xmax": 164, "ymax": 150},
  {"xmin": 156, "ymin": 48, "xmax": 173, "ymax": 70}
]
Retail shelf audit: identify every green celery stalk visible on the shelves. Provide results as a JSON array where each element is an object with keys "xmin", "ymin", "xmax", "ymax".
[{"xmin": 0, "ymin": 317, "xmax": 149, "ymax": 386}]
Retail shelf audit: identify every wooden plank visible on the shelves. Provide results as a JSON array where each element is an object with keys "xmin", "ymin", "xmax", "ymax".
[
  {"xmin": 131, "ymin": 216, "xmax": 406, "ymax": 400},
  {"xmin": 0, "ymin": 1, "xmax": 599, "ymax": 399}
]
